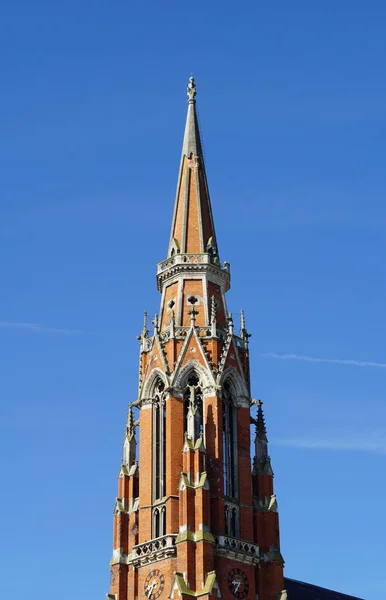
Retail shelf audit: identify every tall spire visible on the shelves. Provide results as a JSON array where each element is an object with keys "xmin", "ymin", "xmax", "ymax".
[
  {"xmin": 256, "ymin": 399, "xmax": 267, "ymax": 437},
  {"xmin": 108, "ymin": 79, "xmax": 287, "ymax": 600},
  {"xmin": 157, "ymin": 77, "xmax": 230, "ymax": 331},
  {"xmin": 181, "ymin": 76, "xmax": 203, "ymax": 158},
  {"xmin": 251, "ymin": 399, "xmax": 270, "ymax": 473},
  {"xmin": 168, "ymin": 76, "xmax": 219, "ymax": 259}
]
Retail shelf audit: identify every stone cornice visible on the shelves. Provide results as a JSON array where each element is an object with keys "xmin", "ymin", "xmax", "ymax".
[
  {"xmin": 156, "ymin": 254, "xmax": 230, "ymax": 292},
  {"xmin": 175, "ymin": 529, "xmax": 215, "ymax": 544}
]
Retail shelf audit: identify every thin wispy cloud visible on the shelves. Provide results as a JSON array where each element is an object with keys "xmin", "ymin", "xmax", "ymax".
[
  {"xmin": 262, "ymin": 352, "xmax": 386, "ymax": 369},
  {"xmin": 273, "ymin": 433, "xmax": 386, "ymax": 455},
  {"xmin": 0, "ymin": 321, "xmax": 81, "ymax": 335}
]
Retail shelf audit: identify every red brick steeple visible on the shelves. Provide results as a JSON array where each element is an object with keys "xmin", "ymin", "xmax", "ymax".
[
  {"xmin": 168, "ymin": 76, "xmax": 218, "ymax": 259},
  {"xmin": 107, "ymin": 78, "xmax": 287, "ymax": 600}
]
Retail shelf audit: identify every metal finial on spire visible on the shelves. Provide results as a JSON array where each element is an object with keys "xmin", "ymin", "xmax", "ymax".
[{"xmin": 187, "ymin": 75, "xmax": 196, "ymax": 102}]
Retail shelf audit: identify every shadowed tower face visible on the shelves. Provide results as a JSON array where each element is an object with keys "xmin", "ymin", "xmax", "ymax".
[{"xmin": 107, "ymin": 78, "xmax": 286, "ymax": 600}]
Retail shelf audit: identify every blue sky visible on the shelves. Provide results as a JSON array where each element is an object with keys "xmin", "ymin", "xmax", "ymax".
[{"xmin": 1, "ymin": 1, "xmax": 385, "ymax": 598}]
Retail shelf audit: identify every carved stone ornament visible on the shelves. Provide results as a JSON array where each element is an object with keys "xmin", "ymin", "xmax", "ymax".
[
  {"xmin": 137, "ymin": 397, "xmax": 153, "ymax": 409},
  {"xmin": 202, "ymin": 384, "xmax": 217, "ymax": 397},
  {"xmin": 233, "ymin": 395, "xmax": 251, "ymax": 408},
  {"xmin": 187, "ymin": 76, "xmax": 196, "ymax": 101}
]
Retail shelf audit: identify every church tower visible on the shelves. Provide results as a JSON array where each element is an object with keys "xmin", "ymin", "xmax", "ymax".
[{"xmin": 107, "ymin": 78, "xmax": 287, "ymax": 600}]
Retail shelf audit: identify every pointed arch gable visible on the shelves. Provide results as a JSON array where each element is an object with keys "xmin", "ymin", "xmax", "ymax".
[
  {"xmin": 141, "ymin": 367, "xmax": 168, "ymax": 401},
  {"xmin": 220, "ymin": 366, "xmax": 249, "ymax": 405},
  {"xmin": 178, "ymin": 336, "xmax": 206, "ymax": 371},
  {"xmin": 173, "ymin": 326, "xmax": 214, "ymax": 381},
  {"xmin": 172, "ymin": 359, "xmax": 215, "ymax": 397}
]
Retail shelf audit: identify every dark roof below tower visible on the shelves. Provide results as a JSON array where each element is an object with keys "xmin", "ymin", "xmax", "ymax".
[{"xmin": 284, "ymin": 578, "xmax": 364, "ymax": 600}]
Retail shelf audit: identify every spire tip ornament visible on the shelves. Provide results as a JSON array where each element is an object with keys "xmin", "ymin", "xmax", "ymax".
[{"xmin": 187, "ymin": 75, "xmax": 197, "ymax": 102}]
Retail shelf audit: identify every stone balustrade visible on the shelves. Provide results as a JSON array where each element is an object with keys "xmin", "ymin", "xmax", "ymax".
[
  {"xmin": 214, "ymin": 535, "xmax": 260, "ymax": 565},
  {"xmin": 130, "ymin": 534, "xmax": 177, "ymax": 567}
]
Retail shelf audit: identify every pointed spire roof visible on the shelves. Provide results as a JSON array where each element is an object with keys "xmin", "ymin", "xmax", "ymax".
[
  {"xmin": 182, "ymin": 76, "xmax": 203, "ymax": 158},
  {"xmin": 127, "ymin": 404, "xmax": 135, "ymax": 440},
  {"xmin": 168, "ymin": 77, "xmax": 219, "ymax": 259},
  {"xmin": 256, "ymin": 400, "xmax": 267, "ymax": 437},
  {"xmin": 123, "ymin": 404, "xmax": 137, "ymax": 467}
]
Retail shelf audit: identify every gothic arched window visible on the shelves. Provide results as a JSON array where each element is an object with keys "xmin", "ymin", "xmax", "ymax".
[
  {"xmin": 183, "ymin": 373, "xmax": 203, "ymax": 441},
  {"xmin": 152, "ymin": 505, "xmax": 166, "ymax": 539},
  {"xmin": 153, "ymin": 507, "xmax": 160, "ymax": 539},
  {"xmin": 224, "ymin": 501, "xmax": 240, "ymax": 538},
  {"xmin": 161, "ymin": 505, "xmax": 166, "ymax": 536},
  {"xmin": 222, "ymin": 379, "xmax": 238, "ymax": 499},
  {"xmin": 152, "ymin": 379, "xmax": 166, "ymax": 502}
]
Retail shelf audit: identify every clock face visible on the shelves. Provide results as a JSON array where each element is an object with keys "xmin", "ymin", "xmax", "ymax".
[
  {"xmin": 228, "ymin": 568, "xmax": 249, "ymax": 599},
  {"xmin": 144, "ymin": 569, "xmax": 165, "ymax": 600}
]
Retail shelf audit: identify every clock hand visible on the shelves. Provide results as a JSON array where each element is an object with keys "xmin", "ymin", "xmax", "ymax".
[
  {"xmin": 146, "ymin": 583, "xmax": 155, "ymax": 596},
  {"xmin": 232, "ymin": 580, "xmax": 241, "ymax": 592}
]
